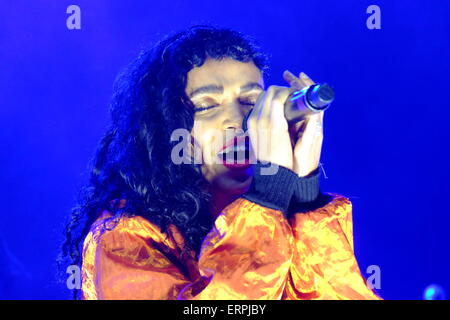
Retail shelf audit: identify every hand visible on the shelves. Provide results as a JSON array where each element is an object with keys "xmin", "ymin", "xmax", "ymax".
[
  {"xmin": 283, "ymin": 71, "xmax": 324, "ymax": 177},
  {"xmin": 246, "ymin": 85, "xmax": 294, "ymax": 170}
]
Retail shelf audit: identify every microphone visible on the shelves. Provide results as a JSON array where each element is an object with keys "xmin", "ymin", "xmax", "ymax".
[{"xmin": 243, "ymin": 83, "xmax": 335, "ymax": 131}]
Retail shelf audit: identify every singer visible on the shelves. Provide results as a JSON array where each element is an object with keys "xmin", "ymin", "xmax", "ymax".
[{"xmin": 61, "ymin": 25, "xmax": 381, "ymax": 300}]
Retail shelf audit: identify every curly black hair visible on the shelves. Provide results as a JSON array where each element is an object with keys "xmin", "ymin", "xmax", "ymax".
[{"xmin": 59, "ymin": 24, "xmax": 270, "ymax": 298}]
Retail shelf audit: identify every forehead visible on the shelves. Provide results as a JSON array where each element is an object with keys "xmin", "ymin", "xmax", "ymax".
[{"xmin": 186, "ymin": 58, "xmax": 264, "ymax": 93}]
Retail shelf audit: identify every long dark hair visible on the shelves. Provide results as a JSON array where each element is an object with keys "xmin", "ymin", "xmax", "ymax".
[{"xmin": 59, "ymin": 25, "xmax": 270, "ymax": 291}]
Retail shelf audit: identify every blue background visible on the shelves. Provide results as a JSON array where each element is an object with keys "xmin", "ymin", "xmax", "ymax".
[{"xmin": 0, "ymin": 0, "xmax": 449, "ymax": 299}]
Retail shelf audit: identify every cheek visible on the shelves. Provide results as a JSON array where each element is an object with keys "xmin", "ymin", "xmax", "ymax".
[
  {"xmin": 200, "ymin": 162, "xmax": 218, "ymax": 184},
  {"xmin": 191, "ymin": 123, "xmax": 215, "ymax": 167},
  {"xmin": 192, "ymin": 120, "xmax": 223, "ymax": 158},
  {"xmin": 191, "ymin": 122, "xmax": 206, "ymax": 155}
]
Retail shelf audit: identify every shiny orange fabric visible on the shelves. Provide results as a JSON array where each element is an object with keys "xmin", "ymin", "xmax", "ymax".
[{"xmin": 81, "ymin": 193, "xmax": 382, "ymax": 300}]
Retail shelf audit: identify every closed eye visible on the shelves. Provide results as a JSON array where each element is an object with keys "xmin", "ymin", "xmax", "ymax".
[
  {"xmin": 194, "ymin": 105, "xmax": 219, "ymax": 112},
  {"xmin": 193, "ymin": 100, "xmax": 256, "ymax": 113}
]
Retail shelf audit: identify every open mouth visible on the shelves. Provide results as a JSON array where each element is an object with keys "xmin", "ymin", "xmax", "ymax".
[{"xmin": 217, "ymin": 136, "xmax": 253, "ymax": 168}]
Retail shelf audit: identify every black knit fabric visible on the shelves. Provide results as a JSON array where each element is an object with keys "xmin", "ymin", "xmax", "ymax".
[
  {"xmin": 241, "ymin": 163, "xmax": 334, "ymax": 218},
  {"xmin": 288, "ymin": 167, "xmax": 334, "ymax": 217},
  {"xmin": 241, "ymin": 162, "xmax": 298, "ymax": 214},
  {"xmin": 294, "ymin": 166, "xmax": 321, "ymax": 203}
]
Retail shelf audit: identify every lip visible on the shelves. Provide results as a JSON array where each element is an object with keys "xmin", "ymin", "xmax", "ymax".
[
  {"xmin": 217, "ymin": 135, "xmax": 255, "ymax": 169},
  {"xmin": 222, "ymin": 160, "xmax": 253, "ymax": 170},
  {"xmin": 219, "ymin": 136, "xmax": 247, "ymax": 153}
]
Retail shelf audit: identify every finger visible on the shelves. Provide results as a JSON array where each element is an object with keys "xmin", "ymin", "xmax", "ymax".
[
  {"xmin": 248, "ymin": 90, "xmax": 265, "ymax": 120},
  {"xmin": 271, "ymin": 87, "xmax": 293, "ymax": 129},
  {"xmin": 283, "ymin": 70, "xmax": 305, "ymax": 90},
  {"xmin": 304, "ymin": 112, "xmax": 324, "ymax": 138},
  {"xmin": 259, "ymin": 87, "xmax": 277, "ymax": 123},
  {"xmin": 258, "ymin": 85, "xmax": 289, "ymax": 124},
  {"xmin": 289, "ymin": 118, "xmax": 307, "ymax": 143},
  {"xmin": 299, "ymin": 72, "xmax": 315, "ymax": 86}
]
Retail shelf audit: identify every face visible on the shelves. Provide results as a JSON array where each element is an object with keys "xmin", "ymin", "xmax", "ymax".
[{"xmin": 185, "ymin": 57, "xmax": 264, "ymax": 195}]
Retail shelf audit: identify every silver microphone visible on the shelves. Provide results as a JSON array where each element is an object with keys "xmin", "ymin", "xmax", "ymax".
[{"xmin": 243, "ymin": 83, "xmax": 335, "ymax": 131}]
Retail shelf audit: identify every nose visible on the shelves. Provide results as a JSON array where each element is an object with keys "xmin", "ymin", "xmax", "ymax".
[{"xmin": 221, "ymin": 102, "xmax": 246, "ymax": 131}]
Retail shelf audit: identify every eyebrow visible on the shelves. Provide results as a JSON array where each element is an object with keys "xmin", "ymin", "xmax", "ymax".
[{"xmin": 189, "ymin": 82, "xmax": 263, "ymax": 99}]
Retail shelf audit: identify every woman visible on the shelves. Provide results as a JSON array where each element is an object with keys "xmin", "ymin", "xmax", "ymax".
[{"xmin": 61, "ymin": 25, "xmax": 381, "ymax": 300}]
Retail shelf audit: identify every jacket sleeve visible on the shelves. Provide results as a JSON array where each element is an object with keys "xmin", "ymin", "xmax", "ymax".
[
  {"xmin": 81, "ymin": 217, "xmax": 191, "ymax": 300},
  {"xmin": 81, "ymin": 164, "xmax": 298, "ymax": 300},
  {"xmin": 283, "ymin": 169, "xmax": 382, "ymax": 300}
]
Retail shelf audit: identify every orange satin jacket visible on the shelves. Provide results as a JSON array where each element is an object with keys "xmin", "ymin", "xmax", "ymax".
[{"xmin": 81, "ymin": 192, "xmax": 381, "ymax": 300}]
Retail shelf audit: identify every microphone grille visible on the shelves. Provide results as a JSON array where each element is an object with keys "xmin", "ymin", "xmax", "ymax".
[
  {"xmin": 317, "ymin": 84, "xmax": 335, "ymax": 102},
  {"xmin": 307, "ymin": 83, "xmax": 335, "ymax": 110}
]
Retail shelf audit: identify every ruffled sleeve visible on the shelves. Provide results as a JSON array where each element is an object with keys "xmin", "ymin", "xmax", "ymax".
[
  {"xmin": 81, "ymin": 215, "xmax": 192, "ymax": 300},
  {"xmin": 283, "ymin": 177, "xmax": 382, "ymax": 299}
]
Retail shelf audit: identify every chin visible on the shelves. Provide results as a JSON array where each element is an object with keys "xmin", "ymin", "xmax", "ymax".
[{"xmin": 204, "ymin": 164, "xmax": 254, "ymax": 195}]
